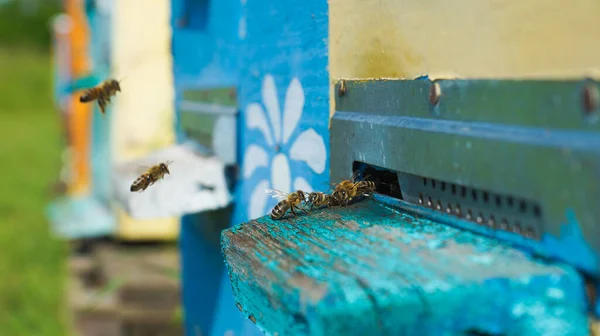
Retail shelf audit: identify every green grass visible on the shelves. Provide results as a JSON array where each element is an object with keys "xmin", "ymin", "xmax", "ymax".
[{"xmin": 0, "ymin": 47, "xmax": 68, "ymax": 336}]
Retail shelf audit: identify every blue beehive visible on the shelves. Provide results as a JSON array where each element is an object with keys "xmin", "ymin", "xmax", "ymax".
[
  {"xmin": 169, "ymin": 0, "xmax": 242, "ymax": 334},
  {"xmin": 171, "ymin": 0, "xmax": 330, "ymax": 334}
]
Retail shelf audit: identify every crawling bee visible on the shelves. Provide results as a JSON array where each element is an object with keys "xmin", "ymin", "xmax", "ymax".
[
  {"xmin": 306, "ymin": 191, "xmax": 337, "ymax": 210},
  {"xmin": 331, "ymin": 170, "xmax": 375, "ymax": 206},
  {"xmin": 266, "ymin": 189, "xmax": 309, "ymax": 220},
  {"xmin": 330, "ymin": 170, "xmax": 362, "ymax": 206},
  {"xmin": 130, "ymin": 160, "xmax": 173, "ymax": 192},
  {"xmin": 355, "ymin": 181, "xmax": 377, "ymax": 196},
  {"xmin": 79, "ymin": 79, "xmax": 122, "ymax": 114}
]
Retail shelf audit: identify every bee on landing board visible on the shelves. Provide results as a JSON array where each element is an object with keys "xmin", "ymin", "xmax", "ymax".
[
  {"xmin": 306, "ymin": 191, "xmax": 337, "ymax": 211},
  {"xmin": 79, "ymin": 79, "xmax": 122, "ymax": 115},
  {"xmin": 266, "ymin": 189, "xmax": 310, "ymax": 220},
  {"xmin": 331, "ymin": 170, "xmax": 376, "ymax": 206},
  {"xmin": 355, "ymin": 180, "xmax": 376, "ymax": 196},
  {"xmin": 130, "ymin": 160, "xmax": 173, "ymax": 192}
]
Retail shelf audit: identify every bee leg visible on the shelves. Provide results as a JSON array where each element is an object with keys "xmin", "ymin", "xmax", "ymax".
[
  {"xmin": 290, "ymin": 207, "xmax": 298, "ymax": 217},
  {"xmin": 298, "ymin": 206, "xmax": 310, "ymax": 216}
]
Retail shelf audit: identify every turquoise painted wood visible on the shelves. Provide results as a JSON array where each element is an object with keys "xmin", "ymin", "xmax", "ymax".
[{"xmin": 222, "ymin": 199, "xmax": 590, "ymax": 336}]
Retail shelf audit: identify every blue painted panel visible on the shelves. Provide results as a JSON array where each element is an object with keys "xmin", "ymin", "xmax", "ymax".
[
  {"xmin": 180, "ymin": 211, "xmax": 230, "ymax": 335},
  {"xmin": 171, "ymin": 0, "xmax": 244, "ymax": 334},
  {"xmin": 210, "ymin": 0, "xmax": 331, "ymax": 335},
  {"xmin": 174, "ymin": 0, "xmax": 330, "ymax": 333},
  {"xmin": 171, "ymin": 0, "xmax": 241, "ymax": 90},
  {"xmin": 235, "ymin": 0, "xmax": 330, "ymax": 236}
]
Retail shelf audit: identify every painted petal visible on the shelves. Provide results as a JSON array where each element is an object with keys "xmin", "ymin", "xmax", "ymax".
[
  {"xmin": 282, "ymin": 78, "xmax": 304, "ymax": 144},
  {"xmin": 242, "ymin": 145, "xmax": 268, "ymax": 178},
  {"xmin": 248, "ymin": 180, "xmax": 270, "ymax": 219},
  {"xmin": 262, "ymin": 75, "xmax": 282, "ymax": 143},
  {"xmin": 289, "ymin": 129, "xmax": 327, "ymax": 174},
  {"xmin": 238, "ymin": 16, "xmax": 246, "ymax": 39},
  {"xmin": 246, "ymin": 103, "xmax": 273, "ymax": 146},
  {"xmin": 293, "ymin": 177, "xmax": 313, "ymax": 193},
  {"xmin": 271, "ymin": 153, "xmax": 291, "ymax": 193}
]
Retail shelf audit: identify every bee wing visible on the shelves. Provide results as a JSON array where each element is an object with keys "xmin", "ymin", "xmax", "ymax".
[
  {"xmin": 317, "ymin": 181, "xmax": 337, "ymax": 192},
  {"xmin": 325, "ymin": 170, "xmax": 362, "ymax": 190},
  {"xmin": 265, "ymin": 189, "xmax": 289, "ymax": 201},
  {"xmin": 132, "ymin": 164, "xmax": 152, "ymax": 175},
  {"xmin": 350, "ymin": 169, "xmax": 362, "ymax": 182},
  {"xmin": 98, "ymin": 98, "xmax": 107, "ymax": 114}
]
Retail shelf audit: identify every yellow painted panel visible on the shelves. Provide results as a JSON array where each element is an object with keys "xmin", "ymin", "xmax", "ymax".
[
  {"xmin": 591, "ymin": 318, "xmax": 599, "ymax": 336},
  {"xmin": 330, "ymin": 0, "xmax": 600, "ymax": 80},
  {"xmin": 115, "ymin": 208, "xmax": 179, "ymax": 241},
  {"xmin": 111, "ymin": 0, "xmax": 175, "ymax": 162},
  {"xmin": 110, "ymin": 0, "xmax": 178, "ymax": 240}
]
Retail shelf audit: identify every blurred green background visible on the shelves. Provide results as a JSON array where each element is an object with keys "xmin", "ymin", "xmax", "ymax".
[{"xmin": 0, "ymin": 0, "xmax": 68, "ymax": 335}]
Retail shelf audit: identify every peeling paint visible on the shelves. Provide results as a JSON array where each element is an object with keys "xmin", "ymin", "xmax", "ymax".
[{"xmin": 222, "ymin": 200, "xmax": 589, "ymax": 335}]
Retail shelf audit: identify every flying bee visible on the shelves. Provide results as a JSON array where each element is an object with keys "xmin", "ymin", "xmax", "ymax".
[
  {"xmin": 147, "ymin": 160, "xmax": 172, "ymax": 180},
  {"xmin": 129, "ymin": 160, "xmax": 173, "ymax": 192},
  {"xmin": 79, "ymin": 79, "xmax": 122, "ymax": 115},
  {"xmin": 306, "ymin": 191, "xmax": 336, "ymax": 211},
  {"xmin": 266, "ymin": 189, "xmax": 310, "ymax": 220},
  {"xmin": 130, "ymin": 172, "xmax": 153, "ymax": 193}
]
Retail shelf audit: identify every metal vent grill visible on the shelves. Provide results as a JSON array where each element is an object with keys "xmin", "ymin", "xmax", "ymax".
[
  {"xmin": 354, "ymin": 163, "xmax": 544, "ymax": 240},
  {"xmin": 398, "ymin": 173, "xmax": 543, "ymax": 240}
]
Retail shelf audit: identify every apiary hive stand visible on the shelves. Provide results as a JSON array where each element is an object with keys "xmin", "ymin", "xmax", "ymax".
[{"xmin": 67, "ymin": 240, "xmax": 183, "ymax": 336}]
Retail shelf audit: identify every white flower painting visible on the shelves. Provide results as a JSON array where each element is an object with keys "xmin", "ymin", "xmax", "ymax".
[{"xmin": 243, "ymin": 74, "xmax": 327, "ymax": 219}]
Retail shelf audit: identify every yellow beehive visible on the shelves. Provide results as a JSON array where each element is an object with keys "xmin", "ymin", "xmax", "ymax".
[
  {"xmin": 110, "ymin": 0, "xmax": 178, "ymax": 241},
  {"xmin": 329, "ymin": 0, "xmax": 600, "ymax": 118}
]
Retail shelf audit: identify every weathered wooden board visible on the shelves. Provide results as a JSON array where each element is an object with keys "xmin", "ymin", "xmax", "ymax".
[{"xmin": 223, "ymin": 200, "xmax": 590, "ymax": 336}]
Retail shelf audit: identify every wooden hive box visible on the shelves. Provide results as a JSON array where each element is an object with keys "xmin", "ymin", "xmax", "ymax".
[{"xmin": 93, "ymin": 242, "xmax": 181, "ymax": 314}]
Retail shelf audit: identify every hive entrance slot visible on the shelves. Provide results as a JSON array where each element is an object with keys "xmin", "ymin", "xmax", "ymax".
[{"xmin": 352, "ymin": 162, "xmax": 403, "ymax": 199}]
